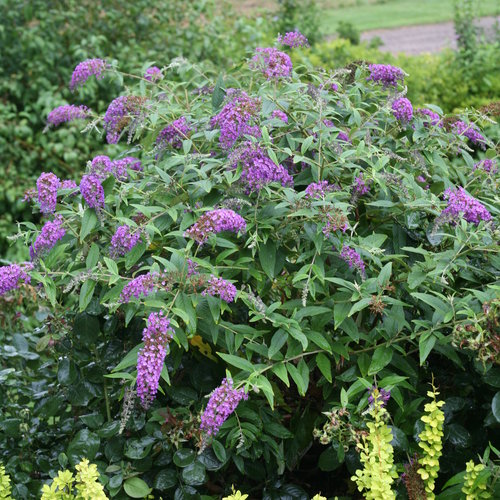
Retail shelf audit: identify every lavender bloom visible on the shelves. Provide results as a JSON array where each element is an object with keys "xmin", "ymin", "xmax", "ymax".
[
  {"xmin": 46, "ymin": 105, "xmax": 90, "ymax": 128},
  {"xmin": 103, "ymin": 95, "xmax": 145, "ymax": 144},
  {"xmin": 30, "ymin": 216, "xmax": 66, "ymax": 260},
  {"xmin": 119, "ymin": 272, "xmax": 159, "ymax": 303},
  {"xmin": 392, "ymin": 97, "xmax": 413, "ymax": 122},
  {"xmin": 136, "ymin": 312, "xmax": 175, "ymax": 408},
  {"xmin": 305, "ymin": 180, "xmax": 336, "ymax": 199},
  {"xmin": 441, "ymin": 187, "xmax": 492, "ymax": 225},
  {"xmin": 367, "ymin": 64, "xmax": 405, "ymax": 88},
  {"xmin": 210, "ymin": 90, "xmax": 261, "ymax": 150},
  {"xmin": 330, "ymin": 82, "xmax": 339, "ymax": 92},
  {"xmin": 156, "ymin": 117, "xmax": 191, "ymax": 149},
  {"xmin": 340, "ymin": 245, "xmax": 366, "ymax": 277},
  {"xmin": 89, "ymin": 155, "xmax": 114, "ymax": 180},
  {"xmin": 272, "ymin": 109, "xmax": 288, "ymax": 123},
  {"xmin": 202, "ymin": 276, "xmax": 238, "ymax": 303},
  {"xmin": 337, "ymin": 131, "xmax": 351, "ymax": 143},
  {"xmin": 200, "ymin": 378, "xmax": 248, "ymax": 437},
  {"xmin": 60, "ymin": 180, "xmax": 78, "ymax": 190},
  {"xmin": 116, "ymin": 157, "xmax": 142, "ymax": 172},
  {"xmin": 230, "ymin": 142, "xmax": 293, "ymax": 192},
  {"xmin": 90, "ymin": 155, "xmax": 142, "ymax": 181},
  {"xmin": 368, "ymin": 387, "xmax": 391, "ymax": 408},
  {"xmin": 0, "ymin": 262, "xmax": 33, "ymax": 296},
  {"xmin": 186, "ymin": 259, "xmax": 199, "ymax": 278},
  {"xmin": 452, "ymin": 121, "xmax": 487, "ymax": 148},
  {"xmin": 277, "ymin": 31, "xmax": 309, "ymax": 48},
  {"xmin": 110, "ymin": 225, "xmax": 142, "ymax": 258},
  {"xmin": 416, "ymin": 175, "xmax": 430, "ymax": 190},
  {"xmin": 473, "ymin": 159, "xmax": 498, "ymax": 175},
  {"xmin": 80, "ymin": 174, "xmax": 105, "ymax": 209},
  {"xmin": 70, "ymin": 58, "xmax": 107, "ymax": 91},
  {"xmin": 353, "ymin": 175, "xmax": 370, "ymax": 196},
  {"xmin": 144, "ymin": 66, "xmax": 163, "ymax": 82},
  {"xmin": 36, "ymin": 172, "xmax": 60, "ymax": 214},
  {"xmin": 185, "ymin": 209, "xmax": 246, "ymax": 245},
  {"xmin": 250, "ymin": 47, "xmax": 293, "ymax": 80},
  {"xmin": 416, "ymin": 108, "xmax": 441, "ymax": 126}
]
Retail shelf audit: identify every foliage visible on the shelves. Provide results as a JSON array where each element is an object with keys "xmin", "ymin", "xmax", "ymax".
[
  {"xmin": 1, "ymin": 35, "xmax": 500, "ymax": 499},
  {"xmin": 0, "ymin": 0, "xmax": 270, "ymax": 260},
  {"xmin": 454, "ymin": 0, "xmax": 479, "ymax": 61},
  {"xmin": 0, "ymin": 465, "xmax": 12, "ymax": 500},
  {"xmin": 276, "ymin": 0, "xmax": 322, "ymax": 46},
  {"xmin": 337, "ymin": 21, "xmax": 360, "ymax": 45},
  {"xmin": 295, "ymin": 37, "xmax": 500, "ymax": 112}
]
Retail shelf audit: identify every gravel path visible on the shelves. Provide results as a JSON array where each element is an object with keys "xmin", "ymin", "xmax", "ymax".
[{"xmin": 361, "ymin": 16, "xmax": 500, "ymax": 55}]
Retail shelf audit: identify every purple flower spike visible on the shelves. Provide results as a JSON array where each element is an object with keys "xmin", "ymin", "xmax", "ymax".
[
  {"xmin": 80, "ymin": 174, "xmax": 105, "ymax": 209},
  {"xmin": 30, "ymin": 216, "xmax": 66, "ymax": 260},
  {"xmin": 103, "ymin": 95, "xmax": 145, "ymax": 144},
  {"xmin": 250, "ymin": 47, "xmax": 293, "ymax": 80},
  {"xmin": 441, "ymin": 187, "xmax": 491, "ymax": 225},
  {"xmin": 473, "ymin": 159, "xmax": 497, "ymax": 175},
  {"xmin": 416, "ymin": 108, "xmax": 441, "ymax": 126},
  {"xmin": 110, "ymin": 225, "xmax": 142, "ymax": 258},
  {"xmin": 200, "ymin": 378, "xmax": 248, "ymax": 437},
  {"xmin": 185, "ymin": 209, "xmax": 246, "ymax": 245},
  {"xmin": 202, "ymin": 276, "xmax": 238, "ymax": 303},
  {"xmin": 156, "ymin": 117, "xmax": 191, "ymax": 149},
  {"xmin": 144, "ymin": 66, "xmax": 163, "ymax": 82},
  {"xmin": 46, "ymin": 105, "xmax": 90, "ymax": 128},
  {"xmin": 272, "ymin": 109, "xmax": 288, "ymax": 123},
  {"xmin": 0, "ymin": 262, "xmax": 33, "ymax": 296},
  {"xmin": 277, "ymin": 31, "xmax": 309, "ymax": 48},
  {"xmin": 89, "ymin": 155, "xmax": 114, "ymax": 180},
  {"xmin": 353, "ymin": 175, "xmax": 370, "ymax": 197},
  {"xmin": 119, "ymin": 272, "xmax": 160, "ymax": 303},
  {"xmin": 70, "ymin": 58, "xmax": 107, "ymax": 91},
  {"xmin": 340, "ymin": 245, "xmax": 366, "ymax": 277},
  {"xmin": 305, "ymin": 181, "xmax": 336, "ymax": 199},
  {"xmin": 367, "ymin": 64, "xmax": 405, "ymax": 88},
  {"xmin": 36, "ymin": 172, "xmax": 60, "ymax": 214},
  {"xmin": 392, "ymin": 98, "xmax": 413, "ymax": 122},
  {"xmin": 136, "ymin": 312, "xmax": 175, "ymax": 409},
  {"xmin": 452, "ymin": 121, "xmax": 487, "ymax": 149}
]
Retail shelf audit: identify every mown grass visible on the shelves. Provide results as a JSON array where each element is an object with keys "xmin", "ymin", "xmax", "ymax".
[{"xmin": 231, "ymin": 0, "xmax": 500, "ymax": 33}]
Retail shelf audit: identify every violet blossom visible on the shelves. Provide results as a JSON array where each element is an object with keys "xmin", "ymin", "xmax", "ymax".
[
  {"xmin": 80, "ymin": 174, "xmax": 105, "ymax": 209},
  {"xmin": 46, "ymin": 104, "xmax": 90, "ymax": 128},
  {"xmin": 202, "ymin": 276, "xmax": 238, "ymax": 303},
  {"xmin": 367, "ymin": 64, "xmax": 405, "ymax": 88},
  {"xmin": 30, "ymin": 216, "xmax": 66, "ymax": 260},
  {"xmin": 185, "ymin": 209, "xmax": 247, "ymax": 245},
  {"xmin": 250, "ymin": 47, "xmax": 293, "ymax": 80},
  {"xmin": 36, "ymin": 172, "xmax": 60, "ymax": 214},
  {"xmin": 70, "ymin": 58, "xmax": 107, "ymax": 91},
  {"xmin": 110, "ymin": 225, "xmax": 142, "ymax": 258},
  {"xmin": 0, "ymin": 262, "xmax": 33, "ymax": 296},
  {"xmin": 340, "ymin": 245, "xmax": 366, "ymax": 277}
]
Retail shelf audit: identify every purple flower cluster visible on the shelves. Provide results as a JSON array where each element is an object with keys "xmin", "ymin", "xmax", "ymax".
[
  {"xmin": 337, "ymin": 131, "xmax": 351, "ymax": 143},
  {"xmin": 80, "ymin": 175, "xmax": 105, "ymax": 209},
  {"xmin": 202, "ymin": 276, "xmax": 238, "ymax": 303},
  {"xmin": 277, "ymin": 31, "xmax": 309, "ymax": 48},
  {"xmin": 340, "ymin": 245, "xmax": 366, "ymax": 277},
  {"xmin": 89, "ymin": 155, "xmax": 113, "ymax": 179},
  {"xmin": 119, "ymin": 272, "xmax": 159, "ymax": 303},
  {"xmin": 136, "ymin": 312, "xmax": 175, "ymax": 409},
  {"xmin": 30, "ymin": 216, "xmax": 66, "ymax": 260},
  {"xmin": 441, "ymin": 187, "xmax": 492, "ymax": 225},
  {"xmin": 185, "ymin": 209, "xmax": 247, "ymax": 245},
  {"xmin": 416, "ymin": 175, "xmax": 430, "ymax": 190},
  {"xmin": 416, "ymin": 108, "xmax": 440, "ymax": 126},
  {"xmin": 156, "ymin": 117, "xmax": 191, "ymax": 149},
  {"xmin": 70, "ymin": 58, "xmax": 107, "ymax": 91},
  {"xmin": 473, "ymin": 159, "xmax": 498, "ymax": 175},
  {"xmin": 230, "ymin": 143, "xmax": 293, "ymax": 192},
  {"xmin": 353, "ymin": 175, "xmax": 371, "ymax": 196},
  {"xmin": 61, "ymin": 180, "xmax": 78, "ymax": 190},
  {"xmin": 144, "ymin": 66, "xmax": 163, "ymax": 82},
  {"xmin": 210, "ymin": 90, "xmax": 261, "ymax": 149},
  {"xmin": 0, "ymin": 262, "xmax": 33, "ymax": 296},
  {"xmin": 305, "ymin": 181, "xmax": 336, "ymax": 199},
  {"xmin": 367, "ymin": 64, "xmax": 405, "ymax": 88},
  {"xmin": 36, "ymin": 172, "xmax": 60, "ymax": 214},
  {"xmin": 46, "ymin": 105, "xmax": 90, "ymax": 128},
  {"xmin": 272, "ymin": 109, "xmax": 288, "ymax": 123},
  {"xmin": 368, "ymin": 387, "xmax": 391, "ymax": 408},
  {"xmin": 452, "ymin": 121, "xmax": 487, "ymax": 148},
  {"xmin": 251, "ymin": 47, "xmax": 293, "ymax": 80},
  {"xmin": 110, "ymin": 225, "xmax": 142, "ymax": 258},
  {"xmin": 200, "ymin": 378, "xmax": 248, "ymax": 437},
  {"xmin": 186, "ymin": 258, "xmax": 199, "ymax": 278},
  {"xmin": 103, "ymin": 95, "xmax": 145, "ymax": 144},
  {"xmin": 392, "ymin": 97, "xmax": 413, "ymax": 122},
  {"xmin": 90, "ymin": 155, "xmax": 142, "ymax": 181}
]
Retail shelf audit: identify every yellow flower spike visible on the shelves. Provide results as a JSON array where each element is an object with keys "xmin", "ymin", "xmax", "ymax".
[
  {"xmin": 462, "ymin": 460, "xmax": 491, "ymax": 499},
  {"xmin": 222, "ymin": 485, "xmax": 249, "ymax": 500}
]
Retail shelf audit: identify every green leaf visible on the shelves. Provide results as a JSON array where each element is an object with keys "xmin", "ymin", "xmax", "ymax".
[
  {"xmin": 182, "ymin": 462, "xmax": 206, "ymax": 486},
  {"xmin": 79, "ymin": 279, "xmax": 96, "ymax": 312},
  {"xmin": 218, "ymin": 353, "xmax": 254, "ymax": 373},
  {"xmin": 492, "ymin": 392, "xmax": 500, "ymax": 423},
  {"xmin": 419, "ymin": 332, "xmax": 436, "ymax": 365},
  {"xmin": 368, "ymin": 347, "xmax": 393, "ymax": 375},
  {"xmin": 80, "ymin": 208, "xmax": 98, "ymax": 242},
  {"xmin": 265, "ymin": 422, "xmax": 293, "ymax": 439},
  {"xmin": 259, "ymin": 240, "xmax": 277, "ymax": 279},
  {"xmin": 173, "ymin": 448, "xmax": 195, "ymax": 467},
  {"xmin": 123, "ymin": 477, "xmax": 152, "ymax": 498},
  {"xmin": 125, "ymin": 242, "xmax": 147, "ymax": 270},
  {"xmin": 212, "ymin": 73, "xmax": 225, "ymax": 111},
  {"xmin": 268, "ymin": 329, "xmax": 287, "ymax": 359},
  {"xmin": 212, "ymin": 440, "xmax": 227, "ymax": 463},
  {"xmin": 67, "ymin": 429, "xmax": 100, "ymax": 466},
  {"xmin": 154, "ymin": 469, "xmax": 177, "ymax": 490},
  {"xmin": 301, "ymin": 135, "xmax": 314, "ymax": 155},
  {"xmin": 287, "ymin": 363, "xmax": 307, "ymax": 396},
  {"xmin": 58, "ymin": 358, "xmax": 78, "ymax": 385},
  {"xmin": 86, "ymin": 243, "xmax": 100, "ymax": 269},
  {"xmin": 348, "ymin": 297, "xmax": 372, "ymax": 317},
  {"xmin": 316, "ymin": 353, "xmax": 332, "ymax": 383},
  {"xmin": 113, "ymin": 343, "xmax": 143, "ymax": 372},
  {"xmin": 271, "ymin": 363, "xmax": 289, "ymax": 386}
]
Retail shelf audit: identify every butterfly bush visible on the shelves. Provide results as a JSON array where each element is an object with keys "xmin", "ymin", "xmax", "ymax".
[
  {"xmin": 70, "ymin": 58, "xmax": 107, "ymax": 91},
  {"xmin": 144, "ymin": 66, "xmax": 163, "ymax": 82},
  {"xmin": 277, "ymin": 31, "xmax": 309, "ymax": 48},
  {"xmin": 136, "ymin": 312, "xmax": 175, "ymax": 408},
  {"xmin": 7, "ymin": 48, "xmax": 499, "ymax": 497},
  {"xmin": 46, "ymin": 104, "xmax": 90, "ymax": 128}
]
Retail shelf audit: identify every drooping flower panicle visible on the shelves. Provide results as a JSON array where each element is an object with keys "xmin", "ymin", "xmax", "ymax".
[
  {"xmin": 37, "ymin": 172, "xmax": 60, "ymax": 214},
  {"xmin": 200, "ymin": 378, "xmax": 248, "ymax": 437},
  {"xmin": 119, "ymin": 272, "xmax": 159, "ymax": 303},
  {"xmin": 80, "ymin": 174, "xmax": 105, "ymax": 209},
  {"xmin": 185, "ymin": 209, "xmax": 246, "ymax": 244},
  {"xmin": 305, "ymin": 181, "xmax": 336, "ymax": 199},
  {"xmin": 417, "ymin": 108, "xmax": 441, "ymax": 126},
  {"xmin": 70, "ymin": 58, "xmax": 107, "ymax": 91},
  {"xmin": 0, "ymin": 262, "xmax": 33, "ymax": 296},
  {"xmin": 110, "ymin": 225, "xmax": 142, "ymax": 258},
  {"xmin": 103, "ymin": 95, "xmax": 145, "ymax": 144},
  {"xmin": 250, "ymin": 47, "xmax": 293, "ymax": 80},
  {"xmin": 340, "ymin": 245, "xmax": 366, "ymax": 277},
  {"xmin": 46, "ymin": 105, "xmax": 90, "ymax": 128},
  {"xmin": 136, "ymin": 312, "xmax": 175, "ymax": 408},
  {"xmin": 367, "ymin": 64, "xmax": 405, "ymax": 88},
  {"xmin": 277, "ymin": 31, "xmax": 309, "ymax": 48},
  {"xmin": 452, "ymin": 120, "xmax": 487, "ymax": 148},
  {"xmin": 392, "ymin": 97, "xmax": 413, "ymax": 122},
  {"xmin": 144, "ymin": 66, "xmax": 163, "ymax": 82},
  {"xmin": 30, "ymin": 216, "xmax": 66, "ymax": 260},
  {"xmin": 441, "ymin": 187, "xmax": 492, "ymax": 225},
  {"xmin": 156, "ymin": 117, "xmax": 191, "ymax": 149},
  {"xmin": 202, "ymin": 276, "xmax": 238, "ymax": 303},
  {"xmin": 271, "ymin": 109, "xmax": 288, "ymax": 123}
]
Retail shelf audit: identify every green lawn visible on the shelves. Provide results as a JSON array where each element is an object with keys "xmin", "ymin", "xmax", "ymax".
[{"xmin": 320, "ymin": 0, "xmax": 500, "ymax": 32}]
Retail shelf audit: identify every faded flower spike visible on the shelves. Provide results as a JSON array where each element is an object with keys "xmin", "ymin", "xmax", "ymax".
[
  {"xmin": 200, "ymin": 378, "xmax": 248, "ymax": 437},
  {"xmin": 136, "ymin": 312, "xmax": 175, "ymax": 408},
  {"xmin": 70, "ymin": 58, "xmax": 107, "ymax": 91},
  {"xmin": 46, "ymin": 104, "xmax": 90, "ymax": 128},
  {"xmin": 185, "ymin": 209, "xmax": 246, "ymax": 244}
]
